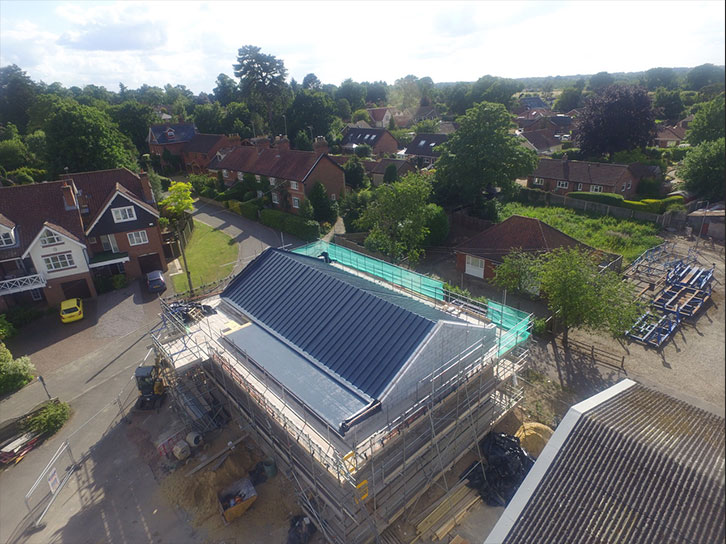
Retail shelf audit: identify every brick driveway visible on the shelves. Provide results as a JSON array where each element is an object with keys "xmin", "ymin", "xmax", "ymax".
[{"xmin": 5, "ymin": 280, "xmax": 162, "ymax": 375}]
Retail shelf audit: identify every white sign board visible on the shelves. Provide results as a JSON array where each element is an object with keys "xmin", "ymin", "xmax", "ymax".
[{"xmin": 47, "ymin": 467, "xmax": 60, "ymax": 494}]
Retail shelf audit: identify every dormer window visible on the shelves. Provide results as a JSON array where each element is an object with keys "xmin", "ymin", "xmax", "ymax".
[
  {"xmin": 166, "ymin": 129, "xmax": 175, "ymax": 140},
  {"xmin": 0, "ymin": 230, "xmax": 14, "ymax": 247},
  {"xmin": 40, "ymin": 229, "xmax": 62, "ymax": 247},
  {"xmin": 112, "ymin": 206, "xmax": 136, "ymax": 223}
]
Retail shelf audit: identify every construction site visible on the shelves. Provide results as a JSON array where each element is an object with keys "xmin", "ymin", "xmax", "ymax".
[{"xmin": 150, "ymin": 241, "xmax": 532, "ymax": 543}]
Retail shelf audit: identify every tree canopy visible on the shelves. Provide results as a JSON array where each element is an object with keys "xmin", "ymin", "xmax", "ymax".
[
  {"xmin": 576, "ymin": 85, "xmax": 656, "ymax": 158},
  {"xmin": 685, "ymin": 63, "xmax": 725, "ymax": 91},
  {"xmin": 286, "ymin": 90, "xmax": 336, "ymax": 145},
  {"xmin": 642, "ymin": 67, "xmax": 679, "ymax": 90},
  {"xmin": 233, "ymin": 45, "xmax": 290, "ymax": 129},
  {"xmin": 160, "ymin": 181, "xmax": 194, "ymax": 221},
  {"xmin": 434, "ymin": 101, "xmax": 538, "ymax": 207},
  {"xmin": 554, "ymin": 87, "xmax": 582, "ymax": 112},
  {"xmin": 687, "ymin": 94, "xmax": 725, "ymax": 144},
  {"xmin": 653, "ymin": 88, "xmax": 684, "ymax": 121},
  {"xmin": 679, "ymin": 137, "xmax": 725, "ymax": 201},
  {"xmin": 343, "ymin": 156, "xmax": 367, "ymax": 190},
  {"xmin": 588, "ymin": 71, "xmax": 615, "ymax": 91},
  {"xmin": 0, "ymin": 65, "xmax": 38, "ymax": 133}
]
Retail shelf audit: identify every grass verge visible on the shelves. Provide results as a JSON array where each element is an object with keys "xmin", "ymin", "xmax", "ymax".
[{"xmin": 172, "ymin": 220, "xmax": 238, "ymax": 293}]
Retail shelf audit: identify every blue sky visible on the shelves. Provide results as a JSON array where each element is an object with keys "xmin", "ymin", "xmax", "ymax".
[{"xmin": 1, "ymin": 0, "xmax": 724, "ymax": 93}]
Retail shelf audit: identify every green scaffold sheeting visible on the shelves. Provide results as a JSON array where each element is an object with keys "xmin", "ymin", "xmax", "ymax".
[
  {"xmin": 487, "ymin": 301, "xmax": 531, "ymax": 355},
  {"xmin": 293, "ymin": 241, "xmax": 445, "ymax": 301}
]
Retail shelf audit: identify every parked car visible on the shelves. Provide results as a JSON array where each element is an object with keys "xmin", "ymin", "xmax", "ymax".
[
  {"xmin": 59, "ymin": 298, "xmax": 84, "ymax": 323},
  {"xmin": 146, "ymin": 270, "xmax": 167, "ymax": 293}
]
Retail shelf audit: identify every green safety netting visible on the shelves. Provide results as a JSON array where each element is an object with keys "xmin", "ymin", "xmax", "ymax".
[
  {"xmin": 487, "ymin": 301, "xmax": 531, "ymax": 356},
  {"xmin": 293, "ymin": 241, "xmax": 445, "ymax": 301}
]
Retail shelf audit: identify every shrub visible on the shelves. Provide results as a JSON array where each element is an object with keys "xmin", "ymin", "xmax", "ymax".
[
  {"xmin": 5, "ymin": 305, "xmax": 44, "ymax": 328},
  {"xmin": 532, "ymin": 317, "xmax": 548, "ymax": 337},
  {"xmin": 93, "ymin": 276, "xmax": 114, "ymax": 294},
  {"xmin": 260, "ymin": 209, "xmax": 286, "ymax": 230},
  {"xmin": 660, "ymin": 147, "xmax": 690, "ymax": 163},
  {"xmin": 239, "ymin": 200, "xmax": 260, "ymax": 220},
  {"xmin": 260, "ymin": 209, "xmax": 320, "ymax": 241},
  {"xmin": 200, "ymin": 186, "xmax": 218, "ymax": 199},
  {"xmin": 111, "ymin": 274, "xmax": 128, "ymax": 290},
  {"xmin": 24, "ymin": 401, "xmax": 71, "ymax": 435},
  {"xmin": 636, "ymin": 177, "xmax": 661, "ymax": 197},
  {"xmin": 621, "ymin": 200, "xmax": 650, "ymax": 212},
  {"xmin": 0, "ymin": 343, "xmax": 35, "ymax": 395},
  {"xmin": 567, "ymin": 192, "xmax": 625, "ymax": 207},
  {"xmin": 0, "ymin": 314, "xmax": 16, "ymax": 340},
  {"xmin": 423, "ymin": 204, "xmax": 449, "ymax": 246}
]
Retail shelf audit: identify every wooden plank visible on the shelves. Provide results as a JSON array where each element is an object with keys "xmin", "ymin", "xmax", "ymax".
[
  {"xmin": 432, "ymin": 490, "xmax": 480, "ymax": 540},
  {"xmin": 185, "ymin": 435, "xmax": 246, "ymax": 476}
]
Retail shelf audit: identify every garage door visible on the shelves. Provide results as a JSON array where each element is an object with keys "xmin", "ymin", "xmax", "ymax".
[
  {"xmin": 138, "ymin": 253, "xmax": 163, "ymax": 274},
  {"xmin": 61, "ymin": 279, "xmax": 92, "ymax": 299}
]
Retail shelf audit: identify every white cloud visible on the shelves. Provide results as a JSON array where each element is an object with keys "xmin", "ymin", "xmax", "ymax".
[{"xmin": 1, "ymin": 0, "xmax": 723, "ymax": 93}]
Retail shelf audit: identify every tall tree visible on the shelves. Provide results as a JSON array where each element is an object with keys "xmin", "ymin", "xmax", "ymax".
[
  {"xmin": 343, "ymin": 156, "xmax": 367, "ymax": 190},
  {"xmin": 653, "ymin": 87, "xmax": 684, "ymax": 121},
  {"xmin": 365, "ymin": 81, "xmax": 388, "ymax": 105},
  {"xmin": 391, "ymin": 75, "xmax": 421, "ymax": 111},
  {"xmin": 286, "ymin": 90, "xmax": 336, "ymax": 144},
  {"xmin": 493, "ymin": 249, "xmax": 541, "ymax": 295},
  {"xmin": 576, "ymin": 85, "xmax": 656, "ymax": 159},
  {"xmin": 302, "ymin": 73, "xmax": 322, "ymax": 90},
  {"xmin": 193, "ymin": 102, "xmax": 225, "ymax": 133},
  {"xmin": 307, "ymin": 181, "xmax": 337, "ymax": 224},
  {"xmin": 213, "ymin": 73, "xmax": 240, "ymax": 106},
  {"xmin": 685, "ymin": 63, "xmax": 725, "ymax": 91},
  {"xmin": 336, "ymin": 79, "xmax": 366, "ymax": 111},
  {"xmin": 679, "ymin": 137, "xmax": 725, "ymax": 201},
  {"xmin": 588, "ymin": 71, "xmax": 615, "ymax": 91},
  {"xmin": 43, "ymin": 101, "xmax": 137, "ymax": 176},
  {"xmin": 108, "ymin": 100, "xmax": 155, "ymax": 154},
  {"xmin": 233, "ymin": 45, "xmax": 290, "ymax": 130},
  {"xmin": 0, "ymin": 65, "xmax": 38, "ymax": 133},
  {"xmin": 687, "ymin": 94, "xmax": 725, "ymax": 144},
  {"xmin": 643, "ymin": 67, "xmax": 678, "ymax": 90},
  {"xmin": 554, "ymin": 87, "xmax": 582, "ymax": 112},
  {"xmin": 539, "ymin": 248, "xmax": 640, "ymax": 346},
  {"xmin": 358, "ymin": 173, "xmax": 434, "ymax": 264},
  {"xmin": 434, "ymin": 101, "xmax": 538, "ymax": 206}
]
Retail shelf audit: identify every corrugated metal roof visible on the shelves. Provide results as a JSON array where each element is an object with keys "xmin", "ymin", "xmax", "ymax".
[
  {"xmin": 221, "ymin": 248, "xmax": 459, "ymax": 399},
  {"xmin": 494, "ymin": 383, "xmax": 725, "ymax": 544}
]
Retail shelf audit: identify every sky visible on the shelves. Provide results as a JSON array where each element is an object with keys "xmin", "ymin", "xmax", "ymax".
[{"xmin": 1, "ymin": 0, "xmax": 724, "ymax": 94}]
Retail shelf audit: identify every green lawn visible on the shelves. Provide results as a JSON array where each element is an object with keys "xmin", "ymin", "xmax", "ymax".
[
  {"xmin": 499, "ymin": 202, "xmax": 663, "ymax": 262},
  {"xmin": 172, "ymin": 220, "xmax": 238, "ymax": 293}
]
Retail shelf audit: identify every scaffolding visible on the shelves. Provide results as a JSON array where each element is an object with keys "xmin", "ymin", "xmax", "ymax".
[{"xmin": 150, "ymin": 252, "xmax": 531, "ymax": 543}]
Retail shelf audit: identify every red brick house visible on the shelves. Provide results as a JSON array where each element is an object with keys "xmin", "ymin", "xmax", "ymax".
[
  {"xmin": 455, "ymin": 215, "xmax": 591, "ymax": 282},
  {"xmin": 519, "ymin": 130, "xmax": 563, "ymax": 155},
  {"xmin": 369, "ymin": 159, "xmax": 417, "ymax": 186},
  {"xmin": 366, "ymin": 107, "xmax": 392, "ymax": 128},
  {"xmin": 216, "ymin": 139, "xmax": 346, "ymax": 213},
  {"xmin": 147, "ymin": 123, "xmax": 197, "ymax": 166},
  {"xmin": 527, "ymin": 157, "xmax": 658, "ymax": 199},
  {"xmin": 404, "ymin": 133, "xmax": 448, "ymax": 166},
  {"xmin": 182, "ymin": 134, "xmax": 239, "ymax": 173},
  {"xmin": 340, "ymin": 127, "xmax": 399, "ymax": 157},
  {"xmin": 654, "ymin": 125, "xmax": 687, "ymax": 148}
]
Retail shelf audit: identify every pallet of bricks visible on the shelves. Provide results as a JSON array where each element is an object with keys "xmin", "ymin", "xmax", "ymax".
[{"xmin": 628, "ymin": 261, "xmax": 714, "ymax": 348}]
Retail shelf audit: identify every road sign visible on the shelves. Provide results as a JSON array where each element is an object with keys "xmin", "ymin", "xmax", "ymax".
[{"xmin": 47, "ymin": 467, "xmax": 60, "ymax": 494}]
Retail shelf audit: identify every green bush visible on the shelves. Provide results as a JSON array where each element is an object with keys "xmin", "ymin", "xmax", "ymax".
[
  {"xmin": 93, "ymin": 276, "xmax": 114, "ymax": 294},
  {"xmin": 0, "ymin": 314, "xmax": 16, "ymax": 340},
  {"xmin": 532, "ymin": 317, "xmax": 548, "ymax": 337},
  {"xmin": 423, "ymin": 204, "xmax": 449, "ymax": 246},
  {"xmin": 0, "ymin": 343, "xmax": 35, "ymax": 395},
  {"xmin": 260, "ymin": 209, "xmax": 320, "ymax": 241},
  {"xmin": 660, "ymin": 147, "xmax": 690, "ymax": 162},
  {"xmin": 5, "ymin": 305, "xmax": 44, "ymax": 328},
  {"xmin": 24, "ymin": 401, "xmax": 70, "ymax": 435},
  {"xmin": 239, "ymin": 200, "xmax": 260, "ymax": 220},
  {"xmin": 200, "ymin": 186, "xmax": 218, "ymax": 199},
  {"xmin": 111, "ymin": 274, "xmax": 128, "ymax": 290},
  {"xmin": 568, "ymin": 192, "xmax": 625, "ymax": 207},
  {"xmin": 636, "ymin": 177, "xmax": 661, "ymax": 197},
  {"xmin": 622, "ymin": 200, "xmax": 651, "ymax": 212}
]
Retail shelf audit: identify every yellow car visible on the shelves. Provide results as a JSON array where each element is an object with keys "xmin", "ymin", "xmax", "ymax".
[{"xmin": 59, "ymin": 298, "xmax": 84, "ymax": 323}]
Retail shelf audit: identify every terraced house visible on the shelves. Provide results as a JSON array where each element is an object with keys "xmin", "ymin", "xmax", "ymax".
[{"xmin": 0, "ymin": 168, "xmax": 165, "ymax": 312}]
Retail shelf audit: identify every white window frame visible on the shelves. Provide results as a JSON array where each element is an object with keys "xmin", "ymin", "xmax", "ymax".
[
  {"xmin": 533, "ymin": 177, "xmax": 544, "ymax": 186},
  {"xmin": 256, "ymin": 190, "xmax": 264, "ymax": 198},
  {"xmin": 271, "ymin": 192, "xmax": 279, "ymax": 204},
  {"xmin": 127, "ymin": 230, "xmax": 149, "ymax": 246},
  {"xmin": 576, "ymin": 183, "xmax": 583, "ymax": 191},
  {"xmin": 621, "ymin": 184, "xmax": 626, "ymax": 192},
  {"xmin": 290, "ymin": 181, "xmax": 299, "ymax": 191},
  {"xmin": 627, "ymin": 181, "xmax": 632, "ymax": 189},
  {"xmin": 0, "ymin": 231, "xmax": 14, "ymax": 247},
  {"xmin": 43, "ymin": 252, "xmax": 75, "ymax": 271},
  {"xmin": 557, "ymin": 180, "xmax": 569, "ymax": 189},
  {"xmin": 40, "ymin": 230, "xmax": 62, "ymax": 247},
  {"xmin": 590, "ymin": 185, "xmax": 603, "ymax": 193},
  {"xmin": 330, "ymin": 194, "xmax": 336, "ymax": 201},
  {"xmin": 30, "ymin": 288, "xmax": 43, "ymax": 301},
  {"xmin": 466, "ymin": 254, "xmax": 484, "ymax": 269},
  {"xmin": 269, "ymin": 178, "xmax": 275, "ymax": 186},
  {"xmin": 112, "ymin": 206, "xmax": 137, "ymax": 223},
  {"xmin": 223, "ymin": 169, "xmax": 229, "ymax": 179},
  {"xmin": 292, "ymin": 197, "xmax": 300, "ymax": 209},
  {"xmin": 237, "ymin": 171, "xmax": 244, "ymax": 181}
]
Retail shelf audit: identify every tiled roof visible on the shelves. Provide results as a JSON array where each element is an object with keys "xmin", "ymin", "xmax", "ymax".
[
  {"xmin": 0, "ymin": 213, "xmax": 15, "ymax": 229},
  {"xmin": 406, "ymin": 133, "xmax": 448, "ymax": 157},
  {"xmin": 413, "ymin": 105, "xmax": 438, "ymax": 119},
  {"xmin": 521, "ymin": 130, "xmax": 561, "ymax": 151},
  {"xmin": 149, "ymin": 123, "xmax": 196, "ymax": 145},
  {"xmin": 457, "ymin": 215, "xmax": 588, "ymax": 262},
  {"xmin": 655, "ymin": 125, "xmax": 686, "ymax": 141},
  {"xmin": 518, "ymin": 96, "xmax": 548, "ymax": 110},
  {"xmin": 183, "ymin": 133, "xmax": 226, "ymax": 154},
  {"xmin": 221, "ymin": 249, "xmax": 459, "ymax": 400},
  {"xmin": 340, "ymin": 127, "xmax": 390, "ymax": 148},
  {"xmin": 366, "ymin": 107, "xmax": 390, "ymax": 122},
  {"xmin": 370, "ymin": 158, "xmax": 414, "ymax": 175},
  {"xmin": 217, "ymin": 147, "xmax": 342, "ymax": 183},
  {"xmin": 437, "ymin": 121, "xmax": 458, "ymax": 134},
  {"xmin": 0, "ymin": 181, "xmax": 85, "ymax": 259},
  {"xmin": 532, "ymin": 158, "xmax": 634, "ymax": 187},
  {"xmin": 489, "ymin": 381, "xmax": 725, "ymax": 544},
  {"xmin": 61, "ymin": 168, "xmax": 150, "ymax": 219},
  {"xmin": 548, "ymin": 115, "xmax": 572, "ymax": 127}
]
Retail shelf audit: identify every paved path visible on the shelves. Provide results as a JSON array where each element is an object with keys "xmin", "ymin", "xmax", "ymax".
[{"xmin": 191, "ymin": 200, "xmax": 303, "ymax": 275}]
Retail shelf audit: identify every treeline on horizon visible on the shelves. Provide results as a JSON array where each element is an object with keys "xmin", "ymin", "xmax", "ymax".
[{"xmin": 0, "ymin": 51, "xmax": 724, "ymax": 183}]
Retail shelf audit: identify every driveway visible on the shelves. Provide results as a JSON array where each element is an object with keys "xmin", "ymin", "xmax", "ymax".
[
  {"xmin": 191, "ymin": 200, "xmax": 303, "ymax": 275},
  {"xmin": 5, "ymin": 280, "xmax": 162, "ymax": 376}
]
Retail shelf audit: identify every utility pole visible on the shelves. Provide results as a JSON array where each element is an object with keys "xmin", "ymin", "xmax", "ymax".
[{"xmin": 177, "ymin": 220, "xmax": 193, "ymax": 293}]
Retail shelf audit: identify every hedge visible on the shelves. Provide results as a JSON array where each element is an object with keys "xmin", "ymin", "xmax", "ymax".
[
  {"xmin": 568, "ymin": 192, "xmax": 625, "ymax": 206},
  {"xmin": 239, "ymin": 201, "xmax": 260, "ymax": 220},
  {"xmin": 260, "ymin": 209, "xmax": 320, "ymax": 241}
]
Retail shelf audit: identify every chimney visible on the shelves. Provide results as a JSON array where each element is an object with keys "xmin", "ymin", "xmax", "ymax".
[
  {"xmin": 277, "ymin": 136, "xmax": 290, "ymax": 152},
  {"xmin": 138, "ymin": 171, "xmax": 155, "ymax": 203},
  {"xmin": 313, "ymin": 136, "xmax": 329, "ymax": 156},
  {"xmin": 256, "ymin": 137, "xmax": 271, "ymax": 149},
  {"xmin": 61, "ymin": 182, "xmax": 78, "ymax": 210}
]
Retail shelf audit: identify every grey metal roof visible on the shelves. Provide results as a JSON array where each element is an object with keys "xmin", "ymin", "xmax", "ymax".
[
  {"xmin": 490, "ymin": 382, "xmax": 725, "ymax": 544},
  {"xmin": 221, "ymin": 249, "xmax": 460, "ymax": 399}
]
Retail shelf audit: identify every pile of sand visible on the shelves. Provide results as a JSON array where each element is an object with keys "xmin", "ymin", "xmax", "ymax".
[{"xmin": 515, "ymin": 422, "xmax": 554, "ymax": 459}]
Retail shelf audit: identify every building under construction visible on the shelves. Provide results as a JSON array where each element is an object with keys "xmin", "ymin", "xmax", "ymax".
[{"xmin": 151, "ymin": 242, "xmax": 531, "ymax": 543}]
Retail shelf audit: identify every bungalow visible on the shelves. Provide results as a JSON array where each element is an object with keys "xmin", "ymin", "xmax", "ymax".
[
  {"xmin": 455, "ymin": 215, "xmax": 590, "ymax": 283},
  {"xmin": 340, "ymin": 127, "xmax": 399, "ymax": 157},
  {"xmin": 404, "ymin": 133, "xmax": 448, "ymax": 166},
  {"xmin": 519, "ymin": 130, "xmax": 563, "ymax": 155},
  {"xmin": 216, "ymin": 138, "xmax": 345, "ymax": 213},
  {"xmin": 513, "ymin": 96, "xmax": 550, "ymax": 115},
  {"xmin": 654, "ymin": 125, "xmax": 687, "ymax": 148},
  {"xmin": 0, "ymin": 168, "xmax": 165, "ymax": 311},
  {"xmin": 527, "ymin": 157, "xmax": 655, "ymax": 199}
]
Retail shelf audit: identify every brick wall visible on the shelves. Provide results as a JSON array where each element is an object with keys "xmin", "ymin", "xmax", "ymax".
[
  {"xmin": 113, "ymin": 226, "xmax": 168, "ymax": 278},
  {"xmin": 374, "ymin": 132, "xmax": 400, "ymax": 156},
  {"xmin": 44, "ymin": 271, "xmax": 97, "ymax": 306}
]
